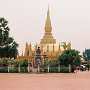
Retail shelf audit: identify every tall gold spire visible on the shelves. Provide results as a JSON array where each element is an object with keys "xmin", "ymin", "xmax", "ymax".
[
  {"xmin": 40, "ymin": 6, "xmax": 56, "ymax": 44},
  {"xmin": 45, "ymin": 6, "xmax": 52, "ymax": 32}
]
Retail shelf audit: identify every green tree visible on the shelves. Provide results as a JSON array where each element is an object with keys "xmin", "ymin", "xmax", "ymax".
[
  {"xmin": 19, "ymin": 60, "xmax": 28, "ymax": 67},
  {"xmin": 18, "ymin": 60, "xmax": 28, "ymax": 72},
  {"xmin": 83, "ymin": 49, "xmax": 90, "ymax": 61},
  {"xmin": 58, "ymin": 49, "xmax": 81, "ymax": 66},
  {"xmin": 0, "ymin": 17, "xmax": 18, "ymax": 59}
]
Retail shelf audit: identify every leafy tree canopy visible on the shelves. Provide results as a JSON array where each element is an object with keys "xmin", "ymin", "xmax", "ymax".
[
  {"xmin": 0, "ymin": 17, "xmax": 18, "ymax": 59},
  {"xmin": 58, "ymin": 49, "xmax": 81, "ymax": 66},
  {"xmin": 83, "ymin": 49, "xmax": 90, "ymax": 61}
]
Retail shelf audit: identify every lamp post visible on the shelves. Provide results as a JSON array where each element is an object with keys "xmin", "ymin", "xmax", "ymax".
[
  {"xmin": 7, "ymin": 60, "xmax": 10, "ymax": 73},
  {"xmin": 18, "ymin": 62, "xmax": 20, "ymax": 73},
  {"xmin": 47, "ymin": 63, "xmax": 50, "ymax": 73},
  {"xmin": 69, "ymin": 64, "xmax": 71, "ymax": 73},
  {"xmin": 58, "ymin": 64, "xmax": 60, "ymax": 72},
  {"xmin": 8, "ymin": 64, "xmax": 10, "ymax": 73},
  {"xmin": 28, "ymin": 60, "xmax": 30, "ymax": 73}
]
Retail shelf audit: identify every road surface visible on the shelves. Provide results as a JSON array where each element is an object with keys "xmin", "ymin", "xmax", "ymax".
[{"xmin": 0, "ymin": 71, "xmax": 90, "ymax": 90}]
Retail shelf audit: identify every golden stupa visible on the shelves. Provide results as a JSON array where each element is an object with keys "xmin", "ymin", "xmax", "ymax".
[
  {"xmin": 18, "ymin": 7, "xmax": 71, "ymax": 62},
  {"xmin": 40, "ymin": 7, "xmax": 56, "ymax": 44}
]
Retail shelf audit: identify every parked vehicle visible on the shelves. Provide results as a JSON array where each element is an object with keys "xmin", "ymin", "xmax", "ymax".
[{"xmin": 80, "ymin": 65, "xmax": 86, "ymax": 71}]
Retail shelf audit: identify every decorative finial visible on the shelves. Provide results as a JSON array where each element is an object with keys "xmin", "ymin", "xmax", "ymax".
[{"xmin": 45, "ymin": 5, "xmax": 52, "ymax": 32}]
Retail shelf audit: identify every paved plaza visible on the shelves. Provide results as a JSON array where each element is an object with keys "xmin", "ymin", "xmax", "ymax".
[{"xmin": 0, "ymin": 71, "xmax": 90, "ymax": 90}]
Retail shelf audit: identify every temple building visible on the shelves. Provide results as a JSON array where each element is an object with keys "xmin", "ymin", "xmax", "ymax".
[{"xmin": 18, "ymin": 7, "xmax": 71, "ymax": 63}]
